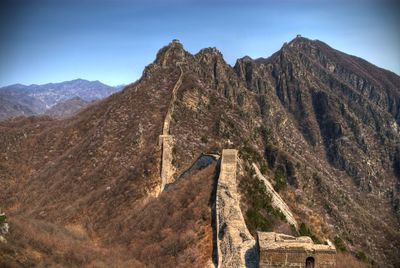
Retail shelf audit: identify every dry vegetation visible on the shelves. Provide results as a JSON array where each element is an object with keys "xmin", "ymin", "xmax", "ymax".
[
  {"xmin": 1, "ymin": 38, "xmax": 400, "ymax": 266},
  {"xmin": 336, "ymin": 252, "xmax": 369, "ymax": 268},
  {"xmin": 0, "ymin": 216, "xmax": 140, "ymax": 267},
  {"xmin": 118, "ymin": 164, "xmax": 215, "ymax": 267},
  {"xmin": 0, "ymin": 164, "xmax": 215, "ymax": 268}
]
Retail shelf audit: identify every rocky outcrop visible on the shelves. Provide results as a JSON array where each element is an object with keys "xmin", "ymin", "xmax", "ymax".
[
  {"xmin": 252, "ymin": 163, "xmax": 298, "ymax": 230},
  {"xmin": 216, "ymin": 149, "xmax": 257, "ymax": 267}
]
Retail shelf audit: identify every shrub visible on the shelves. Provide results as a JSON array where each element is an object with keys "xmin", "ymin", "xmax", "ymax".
[
  {"xmin": 333, "ymin": 236, "xmax": 347, "ymax": 252},
  {"xmin": 200, "ymin": 136, "xmax": 208, "ymax": 144},
  {"xmin": 355, "ymin": 251, "xmax": 368, "ymax": 262},
  {"xmin": 313, "ymin": 172, "xmax": 322, "ymax": 186},
  {"xmin": 299, "ymin": 222, "xmax": 309, "ymax": 236},
  {"xmin": 259, "ymin": 163, "xmax": 268, "ymax": 174},
  {"xmin": 299, "ymin": 223, "xmax": 320, "ymax": 243},
  {"xmin": 240, "ymin": 144, "xmax": 263, "ymax": 164},
  {"xmin": 246, "ymin": 208, "xmax": 272, "ymax": 231},
  {"xmin": 260, "ymin": 126, "xmax": 271, "ymax": 143},
  {"xmin": 285, "ymin": 160, "xmax": 296, "ymax": 177},
  {"xmin": 274, "ymin": 169, "xmax": 286, "ymax": 192},
  {"xmin": 0, "ymin": 214, "xmax": 6, "ymax": 224},
  {"xmin": 264, "ymin": 144, "xmax": 278, "ymax": 168},
  {"xmin": 240, "ymin": 169, "xmax": 286, "ymax": 234}
]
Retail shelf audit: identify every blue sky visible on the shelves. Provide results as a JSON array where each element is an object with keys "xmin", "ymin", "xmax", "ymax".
[{"xmin": 0, "ymin": 0, "xmax": 399, "ymax": 86}]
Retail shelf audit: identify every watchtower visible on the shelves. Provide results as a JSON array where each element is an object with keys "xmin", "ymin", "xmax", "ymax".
[{"xmin": 258, "ymin": 232, "xmax": 336, "ymax": 268}]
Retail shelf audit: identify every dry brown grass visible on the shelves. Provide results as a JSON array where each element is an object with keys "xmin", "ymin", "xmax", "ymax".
[
  {"xmin": 0, "ymin": 215, "xmax": 143, "ymax": 267},
  {"xmin": 113, "ymin": 164, "xmax": 216, "ymax": 268},
  {"xmin": 0, "ymin": 163, "xmax": 215, "ymax": 268}
]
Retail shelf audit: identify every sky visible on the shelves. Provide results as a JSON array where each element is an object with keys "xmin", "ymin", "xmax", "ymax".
[{"xmin": 0, "ymin": 0, "xmax": 399, "ymax": 87}]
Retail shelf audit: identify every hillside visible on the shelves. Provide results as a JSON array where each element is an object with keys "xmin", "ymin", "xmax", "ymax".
[
  {"xmin": 44, "ymin": 97, "xmax": 91, "ymax": 119},
  {"xmin": 0, "ymin": 37, "xmax": 399, "ymax": 267}
]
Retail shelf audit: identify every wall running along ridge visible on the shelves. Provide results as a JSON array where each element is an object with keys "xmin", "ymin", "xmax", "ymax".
[
  {"xmin": 216, "ymin": 149, "xmax": 257, "ymax": 267},
  {"xmin": 252, "ymin": 163, "xmax": 299, "ymax": 230},
  {"xmin": 159, "ymin": 62, "xmax": 184, "ymax": 192}
]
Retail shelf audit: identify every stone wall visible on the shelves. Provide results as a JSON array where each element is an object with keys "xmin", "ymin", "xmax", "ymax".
[
  {"xmin": 259, "ymin": 251, "xmax": 336, "ymax": 268},
  {"xmin": 216, "ymin": 149, "xmax": 257, "ymax": 267},
  {"xmin": 159, "ymin": 62, "xmax": 183, "ymax": 192},
  {"xmin": 159, "ymin": 135, "xmax": 175, "ymax": 191},
  {"xmin": 258, "ymin": 232, "xmax": 336, "ymax": 268},
  {"xmin": 252, "ymin": 163, "xmax": 299, "ymax": 230}
]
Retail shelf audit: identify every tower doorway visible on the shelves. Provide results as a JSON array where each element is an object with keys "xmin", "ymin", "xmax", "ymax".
[{"xmin": 306, "ymin": 257, "xmax": 315, "ymax": 268}]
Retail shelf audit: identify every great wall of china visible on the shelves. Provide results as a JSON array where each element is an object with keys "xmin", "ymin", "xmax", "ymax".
[
  {"xmin": 214, "ymin": 150, "xmax": 336, "ymax": 268},
  {"xmin": 159, "ymin": 46, "xmax": 184, "ymax": 192},
  {"xmin": 156, "ymin": 40, "xmax": 336, "ymax": 267},
  {"xmin": 216, "ymin": 149, "xmax": 257, "ymax": 267}
]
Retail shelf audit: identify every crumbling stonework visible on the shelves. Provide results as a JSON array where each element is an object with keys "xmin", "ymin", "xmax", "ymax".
[
  {"xmin": 252, "ymin": 163, "xmax": 299, "ymax": 230},
  {"xmin": 258, "ymin": 232, "xmax": 336, "ymax": 268},
  {"xmin": 216, "ymin": 149, "xmax": 257, "ymax": 267}
]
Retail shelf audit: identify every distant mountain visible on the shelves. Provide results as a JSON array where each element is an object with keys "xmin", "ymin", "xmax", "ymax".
[
  {"xmin": 0, "ymin": 92, "xmax": 46, "ymax": 120},
  {"xmin": 44, "ymin": 96, "xmax": 91, "ymax": 119},
  {"xmin": 0, "ymin": 79, "xmax": 121, "ymax": 120}
]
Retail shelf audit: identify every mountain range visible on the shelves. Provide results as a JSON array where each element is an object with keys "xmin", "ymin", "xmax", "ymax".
[
  {"xmin": 0, "ymin": 36, "xmax": 399, "ymax": 267},
  {"xmin": 0, "ymin": 79, "xmax": 122, "ymax": 121}
]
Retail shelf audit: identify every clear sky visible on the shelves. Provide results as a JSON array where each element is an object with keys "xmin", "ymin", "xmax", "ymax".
[{"xmin": 0, "ymin": 0, "xmax": 399, "ymax": 87}]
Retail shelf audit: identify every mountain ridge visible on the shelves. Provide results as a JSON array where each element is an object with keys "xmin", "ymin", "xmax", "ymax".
[
  {"xmin": 0, "ymin": 79, "xmax": 121, "ymax": 121},
  {"xmin": 1, "ymin": 36, "xmax": 399, "ymax": 267}
]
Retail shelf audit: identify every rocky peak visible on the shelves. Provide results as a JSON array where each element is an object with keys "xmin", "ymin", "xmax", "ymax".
[
  {"xmin": 142, "ymin": 39, "xmax": 189, "ymax": 78},
  {"xmin": 153, "ymin": 39, "xmax": 189, "ymax": 67},
  {"xmin": 195, "ymin": 47, "xmax": 225, "ymax": 65},
  {"xmin": 287, "ymin": 35, "xmax": 316, "ymax": 47},
  {"xmin": 191, "ymin": 47, "xmax": 248, "ymax": 101},
  {"xmin": 234, "ymin": 56, "xmax": 258, "ymax": 89},
  {"xmin": 234, "ymin": 56, "xmax": 255, "ymax": 75}
]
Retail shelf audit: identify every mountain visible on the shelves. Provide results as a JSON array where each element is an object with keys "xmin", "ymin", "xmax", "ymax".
[
  {"xmin": 0, "ymin": 37, "xmax": 399, "ymax": 267},
  {"xmin": 0, "ymin": 92, "xmax": 46, "ymax": 120},
  {"xmin": 0, "ymin": 79, "xmax": 120, "ymax": 121},
  {"xmin": 44, "ymin": 97, "xmax": 91, "ymax": 119}
]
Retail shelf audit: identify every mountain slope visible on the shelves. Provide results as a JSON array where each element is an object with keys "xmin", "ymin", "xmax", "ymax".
[
  {"xmin": 0, "ymin": 37, "xmax": 399, "ymax": 267},
  {"xmin": 44, "ymin": 97, "xmax": 90, "ymax": 119}
]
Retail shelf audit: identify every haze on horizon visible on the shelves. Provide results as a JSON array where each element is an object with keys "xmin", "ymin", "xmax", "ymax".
[{"xmin": 0, "ymin": 0, "xmax": 399, "ymax": 87}]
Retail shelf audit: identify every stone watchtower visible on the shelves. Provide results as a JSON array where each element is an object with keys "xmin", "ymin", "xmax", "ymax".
[{"xmin": 257, "ymin": 232, "xmax": 336, "ymax": 268}]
